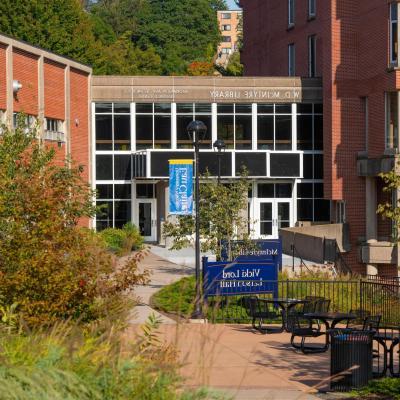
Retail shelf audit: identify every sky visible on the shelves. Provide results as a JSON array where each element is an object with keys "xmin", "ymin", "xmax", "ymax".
[{"xmin": 226, "ymin": 0, "xmax": 241, "ymax": 10}]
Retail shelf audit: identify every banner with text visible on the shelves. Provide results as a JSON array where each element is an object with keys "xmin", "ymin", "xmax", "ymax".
[{"xmin": 169, "ymin": 160, "xmax": 193, "ymax": 215}]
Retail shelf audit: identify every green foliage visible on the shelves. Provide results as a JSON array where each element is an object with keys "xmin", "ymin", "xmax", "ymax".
[
  {"xmin": 0, "ymin": 320, "xmax": 222, "ymax": 400},
  {"xmin": 223, "ymin": 51, "xmax": 244, "ymax": 76},
  {"xmin": 163, "ymin": 173, "xmax": 251, "ymax": 259},
  {"xmin": 354, "ymin": 377, "xmax": 400, "ymax": 399},
  {"xmin": 99, "ymin": 223, "xmax": 144, "ymax": 255},
  {"xmin": 0, "ymin": 120, "xmax": 149, "ymax": 326}
]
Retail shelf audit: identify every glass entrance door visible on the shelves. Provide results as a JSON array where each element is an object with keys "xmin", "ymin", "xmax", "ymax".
[
  {"xmin": 138, "ymin": 200, "xmax": 157, "ymax": 241},
  {"xmin": 255, "ymin": 199, "xmax": 292, "ymax": 239}
]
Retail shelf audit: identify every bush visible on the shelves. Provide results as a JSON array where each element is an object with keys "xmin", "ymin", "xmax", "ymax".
[
  {"xmin": 99, "ymin": 223, "xmax": 144, "ymax": 256},
  {"xmin": 0, "ymin": 119, "xmax": 148, "ymax": 327},
  {"xmin": 354, "ymin": 377, "xmax": 400, "ymax": 399},
  {"xmin": 0, "ymin": 318, "xmax": 225, "ymax": 400}
]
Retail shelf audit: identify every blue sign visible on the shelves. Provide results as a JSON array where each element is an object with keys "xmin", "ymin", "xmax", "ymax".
[
  {"xmin": 202, "ymin": 257, "xmax": 279, "ymax": 298},
  {"xmin": 221, "ymin": 239, "xmax": 282, "ymax": 270},
  {"xmin": 169, "ymin": 160, "xmax": 193, "ymax": 215}
]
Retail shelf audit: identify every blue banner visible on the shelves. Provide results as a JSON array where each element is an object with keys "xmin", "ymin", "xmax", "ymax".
[
  {"xmin": 169, "ymin": 160, "xmax": 193, "ymax": 215},
  {"xmin": 202, "ymin": 257, "xmax": 279, "ymax": 298}
]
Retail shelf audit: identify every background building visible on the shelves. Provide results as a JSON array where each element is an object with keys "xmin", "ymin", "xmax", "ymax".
[
  {"xmin": 239, "ymin": 0, "xmax": 400, "ymax": 276},
  {"xmin": 0, "ymin": 33, "xmax": 92, "ymax": 226},
  {"xmin": 216, "ymin": 10, "xmax": 242, "ymax": 66}
]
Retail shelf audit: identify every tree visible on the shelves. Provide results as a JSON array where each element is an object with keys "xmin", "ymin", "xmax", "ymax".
[
  {"xmin": 187, "ymin": 61, "xmax": 216, "ymax": 76},
  {"xmin": 0, "ymin": 119, "xmax": 148, "ymax": 326},
  {"xmin": 163, "ymin": 173, "xmax": 252, "ymax": 260},
  {"xmin": 224, "ymin": 51, "xmax": 244, "ymax": 76}
]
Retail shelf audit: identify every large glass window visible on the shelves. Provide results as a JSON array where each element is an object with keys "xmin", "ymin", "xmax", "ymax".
[
  {"xmin": 95, "ymin": 103, "xmax": 131, "ymax": 151},
  {"xmin": 288, "ymin": 44, "xmax": 295, "ymax": 76},
  {"xmin": 297, "ymin": 182, "xmax": 330, "ymax": 222},
  {"xmin": 288, "ymin": 0, "xmax": 295, "ymax": 26},
  {"xmin": 217, "ymin": 104, "xmax": 234, "ymax": 149},
  {"xmin": 386, "ymin": 92, "xmax": 399, "ymax": 149},
  {"xmin": 257, "ymin": 104, "xmax": 292, "ymax": 150},
  {"xmin": 297, "ymin": 103, "xmax": 323, "ymax": 150},
  {"xmin": 308, "ymin": 35, "xmax": 317, "ymax": 77},
  {"xmin": 391, "ymin": 3, "xmax": 399, "ymax": 66}
]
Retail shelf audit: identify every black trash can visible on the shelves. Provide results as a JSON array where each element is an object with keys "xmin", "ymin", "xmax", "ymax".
[{"xmin": 330, "ymin": 329, "xmax": 375, "ymax": 392}]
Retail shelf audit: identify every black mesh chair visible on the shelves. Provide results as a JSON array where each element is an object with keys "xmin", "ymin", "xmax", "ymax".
[
  {"xmin": 286, "ymin": 296, "xmax": 324, "ymax": 332},
  {"xmin": 290, "ymin": 313, "xmax": 329, "ymax": 353},
  {"xmin": 241, "ymin": 296, "xmax": 282, "ymax": 333},
  {"xmin": 346, "ymin": 309, "xmax": 371, "ymax": 330}
]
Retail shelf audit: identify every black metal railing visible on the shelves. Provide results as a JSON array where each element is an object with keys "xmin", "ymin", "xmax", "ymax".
[{"xmin": 204, "ymin": 278, "xmax": 400, "ymax": 325}]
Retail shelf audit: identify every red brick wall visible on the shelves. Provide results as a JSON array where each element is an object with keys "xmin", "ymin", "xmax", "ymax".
[
  {"xmin": 44, "ymin": 59, "xmax": 65, "ymax": 120},
  {"xmin": 0, "ymin": 44, "xmax": 6, "ymax": 110},
  {"xmin": 13, "ymin": 49, "xmax": 39, "ymax": 115},
  {"xmin": 241, "ymin": 0, "xmax": 399, "ymax": 274},
  {"xmin": 70, "ymin": 68, "xmax": 90, "ymax": 227}
]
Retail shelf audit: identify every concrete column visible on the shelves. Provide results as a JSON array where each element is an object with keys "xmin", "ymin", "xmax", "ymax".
[
  {"xmin": 365, "ymin": 177, "xmax": 378, "ymax": 274},
  {"xmin": 38, "ymin": 55, "xmax": 45, "ymax": 138}
]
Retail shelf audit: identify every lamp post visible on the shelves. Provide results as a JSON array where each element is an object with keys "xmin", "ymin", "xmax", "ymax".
[
  {"xmin": 187, "ymin": 120, "xmax": 207, "ymax": 319},
  {"xmin": 213, "ymin": 139, "xmax": 226, "ymax": 185}
]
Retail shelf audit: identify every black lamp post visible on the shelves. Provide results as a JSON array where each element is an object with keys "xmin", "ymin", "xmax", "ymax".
[
  {"xmin": 187, "ymin": 120, "xmax": 207, "ymax": 319},
  {"xmin": 213, "ymin": 139, "xmax": 226, "ymax": 184}
]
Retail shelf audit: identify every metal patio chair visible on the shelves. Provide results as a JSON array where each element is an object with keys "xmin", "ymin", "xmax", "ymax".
[
  {"xmin": 241, "ymin": 296, "xmax": 282, "ymax": 333},
  {"xmin": 286, "ymin": 296, "xmax": 324, "ymax": 332}
]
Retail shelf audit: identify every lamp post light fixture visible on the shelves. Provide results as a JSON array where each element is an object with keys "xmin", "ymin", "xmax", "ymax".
[
  {"xmin": 187, "ymin": 120, "xmax": 207, "ymax": 319},
  {"xmin": 213, "ymin": 139, "xmax": 226, "ymax": 185}
]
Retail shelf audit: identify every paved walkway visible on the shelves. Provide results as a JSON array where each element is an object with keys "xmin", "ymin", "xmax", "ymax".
[{"xmin": 127, "ymin": 247, "xmax": 332, "ymax": 399}]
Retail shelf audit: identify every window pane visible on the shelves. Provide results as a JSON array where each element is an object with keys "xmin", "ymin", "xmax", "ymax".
[
  {"xmin": 260, "ymin": 203, "xmax": 272, "ymax": 220},
  {"xmin": 257, "ymin": 115, "xmax": 274, "ymax": 150},
  {"xmin": 258, "ymin": 184, "xmax": 274, "ymax": 198},
  {"xmin": 314, "ymin": 199, "xmax": 330, "ymax": 222},
  {"xmin": 96, "ymin": 201, "xmax": 113, "ymax": 229},
  {"xmin": 136, "ymin": 184, "xmax": 154, "ymax": 198},
  {"xmin": 96, "ymin": 115, "xmax": 112, "ymax": 150},
  {"xmin": 387, "ymin": 92, "xmax": 398, "ymax": 149},
  {"xmin": 177, "ymin": 115, "xmax": 194, "ymax": 149},
  {"xmin": 275, "ymin": 104, "xmax": 292, "ymax": 114},
  {"xmin": 297, "ymin": 182, "xmax": 313, "ymax": 198},
  {"xmin": 297, "ymin": 104, "xmax": 313, "ymax": 114},
  {"xmin": 314, "ymin": 183, "xmax": 324, "ymax": 198},
  {"xmin": 217, "ymin": 115, "xmax": 234, "ymax": 148},
  {"xmin": 196, "ymin": 115, "xmax": 212, "ymax": 149},
  {"xmin": 154, "ymin": 115, "xmax": 171, "ymax": 148},
  {"xmin": 195, "ymin": 103, "xmax": 212, "ymax": 113},
  {"xmin": 95, "ymin": 103, "xmax": 112, "ymax": 113},
  {"xmin": 258, "ymin": 104, "xmax": 274, "ymax": 114},
  {"xmin": 96, "ymin": 184, "xmax": 113, "ymax": 199},
  {"xmin": 136, "ymin": 103, "xmax": 152, "ymax": 113},
  {"xmin": 297, "ymin": 115, "xmax": 313, "ymax": 150},
  {"xmin": 276, "ymin": 183, "xmax": 292, "ymax": 198},
  {"xmin": 154, "ymin": 103, "xmax": 171, "ymax": 113},
  {"xmin": 303, "ymin": 154, "xmax": 313, "ymax": 179},
  {"xmin": 314, "ymin": 103, "xmax": 323, "ymax": 113},
  {"xmin": 177, "ymin": 103, "xmax": 194, "ymax": 113},
  {"xmin": 115, "ymin": 184, "xmax": 131, "ymax": 199},
  {"xmin": 235, "ymin": 115, "xmax": 252, "ymax": 149},
  {"xmin": 314, "ymin": 154, "xmax": 323, "ymax": 179},
  {"xmin": 114, "ymin": 155, "xmax": 131, "ymax": 180},
  {"xmin": 235, "ymin": 104, "xmax": 252, "ymax": 113},
  {"xmin": 314, "ymin": 115, "xmax": 323, "ymax": 150},
  {"xmin": 114, "ymin": 115, "xmax": 130, "ymax": 150},
  {"xmin": 114, "ymin": 201, "xmax": 131, "ymax": 228},
  {"xmin": 275, "ymin": 115, "xmax": 292, "ymax": 150},
  {"xmin": 114, "ymin": 103, "xmax": 130, "ymax": 113},
  {"xmin": 297, "ymin": 199, "xmax": 313, "ymax": 221},
  {"xmin": 217, "ymin": 104, "xmax": 234, "ymax": 113},
  {"xmin": 136, "ymin": 115, "xmax": 153, "ymax": 150},
  {"xmin": 96, "ymin": 155, "xmax": 113, "ymax": 180}
]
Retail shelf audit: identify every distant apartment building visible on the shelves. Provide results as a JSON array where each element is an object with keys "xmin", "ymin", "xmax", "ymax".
[{"xmin": 216, "ymin": 10, "xmax": 242, "ymax": 66}]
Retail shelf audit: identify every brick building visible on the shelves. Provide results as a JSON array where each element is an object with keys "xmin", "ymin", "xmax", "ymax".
[
  {"xmin": 216, "ymin": 10, "xmax": 242, "ymax": 66},
  {"xmin": 0, "ymin": 33, "xmax": 92, "ymax": 226},
  {"xmin": 239, "ymin": 0, "xmax": 400, "ymax": 275}
]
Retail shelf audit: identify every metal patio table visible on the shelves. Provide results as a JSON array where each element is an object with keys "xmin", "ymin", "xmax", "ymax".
[
  {"xmin": 259, "ymin": 298, "xmax": 309, "ymax": 332},
  {"xmin": 303, "ymin": 312, "xmax": 357, "ymax": 346},
  {"xmin": 373, "ymin": 328, "xmax": 400, "ymax": 378}
]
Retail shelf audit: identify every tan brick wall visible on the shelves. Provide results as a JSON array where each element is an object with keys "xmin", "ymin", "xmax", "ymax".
[
  {"xmin": 13, "ymin": 48, "xmax": 39, "ymax": 115},
  {"xmin": 44, "ymin": 59, "xmax": 65, "ymax": 120}
]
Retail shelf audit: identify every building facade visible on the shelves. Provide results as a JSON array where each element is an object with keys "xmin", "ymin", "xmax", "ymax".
[
  {"xmin": 0, "ymin": 33, "xmax": 92, "ymax": 226},
  {"xmin": 91, "ymin": 76, "xmax": 329, "ymax": 244},
  {"xmin": 216, "ymin": 10, "xmax": 242, "ymax": 66},
  {"xmin": 240, "ymin": 0, "xmax": 400, "ymax": 275}
]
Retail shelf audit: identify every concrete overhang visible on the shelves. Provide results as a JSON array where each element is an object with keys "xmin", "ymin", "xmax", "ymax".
[
  {"xmin": 357, "ymin": 152, "xmax": 398, "ymax": 177},
  {"xmin": 91, "ymin": 76, "xmax": 323, "ymax": 103}
]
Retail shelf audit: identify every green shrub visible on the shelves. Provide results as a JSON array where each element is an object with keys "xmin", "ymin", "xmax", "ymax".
[
  {"xmin": 354, "ymin": 377, "xmax": 400, "ymax": 399},
  {"xmin": 99, "ymin": 223, "xmax": 144, "ymax": 256}
]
